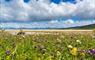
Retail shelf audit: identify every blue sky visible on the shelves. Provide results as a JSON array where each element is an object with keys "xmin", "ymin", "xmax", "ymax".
[
  {"xmin": 51, "ymin": 0, "xmax": 75, "ymax": 4},
  {"xmin": 0, "ymin": 0, "xmax": 95, "ymax": 29},
  {"xmin": 24, "ymin": 0, "xmax": 75, "ymax": 3}
]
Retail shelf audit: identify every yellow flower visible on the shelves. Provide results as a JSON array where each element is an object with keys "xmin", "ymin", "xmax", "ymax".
[{"xmin": 70, "ymin": 47, "xmax": 78, "ymax": 56}]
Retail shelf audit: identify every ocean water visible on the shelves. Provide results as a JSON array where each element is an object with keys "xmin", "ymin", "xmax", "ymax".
[{"xmin": 0, "ymin": 20, "xmax": 95, "ymax": 29}]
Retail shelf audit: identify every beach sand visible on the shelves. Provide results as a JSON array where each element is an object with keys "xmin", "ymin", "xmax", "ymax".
[{"xmin": 0, "ymin": 29, "xmax": 93, "ymax": 35}]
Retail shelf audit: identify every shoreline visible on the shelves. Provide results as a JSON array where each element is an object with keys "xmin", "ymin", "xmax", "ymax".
[
  {"xmin": 0, "ymin": 29, "xmax": 93, "ymax": 31},
  {"xmin": 0, "ymin": 29, "xmax": 94, "ymax": 35}
]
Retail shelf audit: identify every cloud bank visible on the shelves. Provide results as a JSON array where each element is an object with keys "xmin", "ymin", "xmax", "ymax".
[
  {"xmin": 0, "ymin": 0, "xmax": 95, "ymax": 21},
  {"xmin": 0, "ymin": 19, "xmax": 95, "ymax": 29}
]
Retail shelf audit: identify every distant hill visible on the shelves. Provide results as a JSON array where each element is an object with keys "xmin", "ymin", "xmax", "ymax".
[
  {"xmin": 0, "ymin": 23, "xmax": 94, "ymax": 30},
  {"xmin": 67, "ymin": 24, "xmax": 95, "ymax": 29}
]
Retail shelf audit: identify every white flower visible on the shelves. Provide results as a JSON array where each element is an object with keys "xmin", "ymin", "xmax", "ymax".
[
  {"xmin": 22, "ymin": 35, "xmax": 25, "ymax": 38},
  {"xmin": 68, "ymin": 45, "xmax": 73, "ymax": 49},
  {"xmin": 76, "ymin": 40, "xmax": 81, "ymax": 44}
]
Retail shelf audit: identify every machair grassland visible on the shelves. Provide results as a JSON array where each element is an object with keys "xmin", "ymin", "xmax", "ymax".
[{"xmin": 0, "ymin": 30, "xmax": 95, "ymax": 60}]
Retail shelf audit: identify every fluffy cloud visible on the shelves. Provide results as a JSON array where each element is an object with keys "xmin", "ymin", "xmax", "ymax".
[
  {"xmin": 74, "ymin": 0, "xmax": 95, "ymax": 19},
  {"xmin": 0, "ymin": 19, "xmax": 95, "ymax": 29},
  {"xmin": 0, "ymin": 0, "xmax": 95, "ymax": 21}
]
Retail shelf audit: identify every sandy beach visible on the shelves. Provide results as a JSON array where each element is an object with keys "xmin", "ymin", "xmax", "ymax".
[
  {"xmin": 0, "ymin": 29, "xmax": 93, "ymax": 32},
  {"xmin": 0, "ymin": 29, "xmax": 93, "ymax": 35}
]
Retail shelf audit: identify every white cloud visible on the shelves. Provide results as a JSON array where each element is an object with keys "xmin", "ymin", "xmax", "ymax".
[
  {"xmin": 0, "ymin": 19, "xmax": 95, "ymax": 29},
  {"xmin": 74, "ymin": 0, "xmax": 95, "ymax": 19},
  {"xmin": 64, "ymin": 19, "xmax": 74, "ymax": 24},
  {"xmin": 0, "ymin": 0, "xmax": 95, "ymax": 21},
  {"xmin": 49, "ymin": 20, "xmax": 59, "ymax": 23}
]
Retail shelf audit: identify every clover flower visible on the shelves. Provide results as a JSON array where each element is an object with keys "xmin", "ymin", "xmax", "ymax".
[{"xmin": 5, "ymin": 50, "xmax": 11, "ymax": 55}]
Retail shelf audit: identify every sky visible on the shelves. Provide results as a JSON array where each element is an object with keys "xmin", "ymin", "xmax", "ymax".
[{"xmin": 0, "ymin": 0, "xmax": 95, "ymax": 29}]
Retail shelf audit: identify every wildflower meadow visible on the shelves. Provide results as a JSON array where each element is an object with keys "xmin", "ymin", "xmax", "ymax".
[{"xmin": 0, "ymin": 30, "xmax": 95, "ymax": 60}]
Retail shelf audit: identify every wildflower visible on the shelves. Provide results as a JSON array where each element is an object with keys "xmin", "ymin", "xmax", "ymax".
[
  {"xmin": 56, "ymin": 51, "xmax": 61, "ymax": 60},
  {"xmin": 22, "ymin": 35, "xmax": 25, "ymax": 38},
  {"xmin": 5, "ymin": 50, "xmax": 11, "ymax": 55},
  {"xmin": 68, "ymin": 45, "xmax": 73, "ymax": 49},
  {"xmin": 70, "ymin": 47, "xmax": 78, "ymax": 56},
  {"xmin": 57, "ymin": 51, "xmax": 61, "ymax": 56},
  {"xmin": 80, "ymin": 49, "xmax": 95, "ymax": 56},
  {"xmin": 76, "ymin": 40, "xmax": 81, "ymax": 44},
  {"xmin": 88, "ymin": 49, "xmax": 95, "ymax": 56}
]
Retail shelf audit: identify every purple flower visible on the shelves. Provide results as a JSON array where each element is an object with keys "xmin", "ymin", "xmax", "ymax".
[
  {"xmin": 79, "ymin": 49, "xmax": 95, "ymax": 56},
  {"xmin": 88, "ymin": 49, "xmax": 95, "ymax": 55},
  {"xmin": 5, "ymin": 50, "xmax": 11, "ymax": 55}
]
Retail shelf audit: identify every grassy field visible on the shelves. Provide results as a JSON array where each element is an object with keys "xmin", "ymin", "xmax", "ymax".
[{"xmin": 0, "ymin": 30, "xmax": 95, "ymax": 60}]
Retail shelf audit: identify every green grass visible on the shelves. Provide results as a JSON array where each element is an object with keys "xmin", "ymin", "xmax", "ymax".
[
  {"xmin": 0, "ymin": 31, "xmax": 95, "ymax": 60},
  {"xmin": 66, "ymin": 24, "xmax": 95, "ymax": 29}
]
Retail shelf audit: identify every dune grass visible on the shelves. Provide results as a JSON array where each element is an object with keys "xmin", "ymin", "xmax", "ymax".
[{"xmin": 0, "ymin": 30, "xmax": 95, "ymax": 60}]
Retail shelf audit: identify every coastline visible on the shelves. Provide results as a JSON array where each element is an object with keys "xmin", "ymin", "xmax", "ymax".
[{"xmin": 0, "ymin": 29, "xmax": 93, "ymax": 32}]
